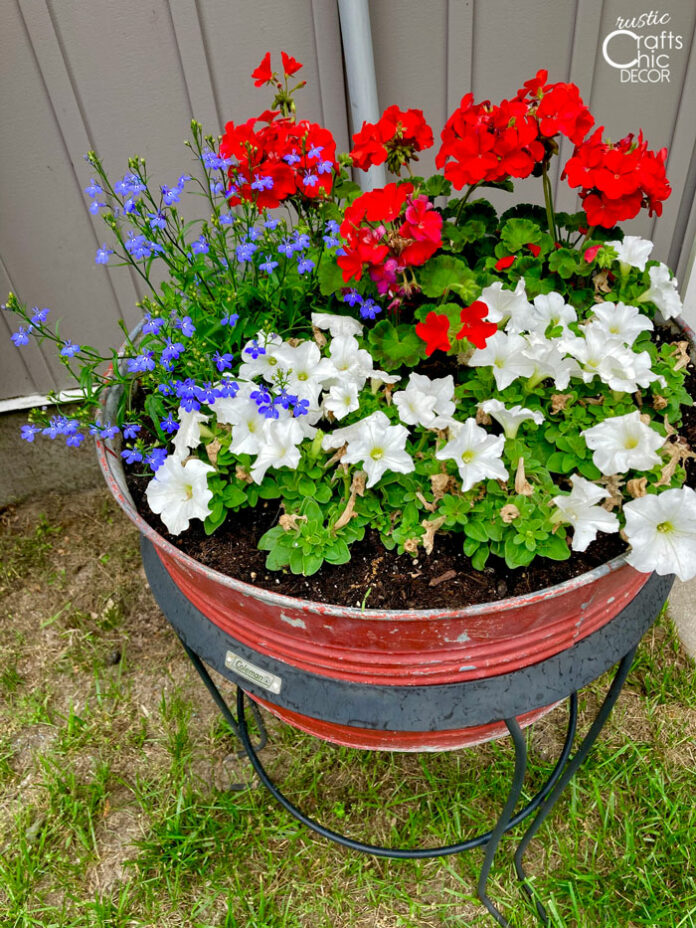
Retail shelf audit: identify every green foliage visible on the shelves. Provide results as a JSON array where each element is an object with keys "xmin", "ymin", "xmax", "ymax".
[
  {"xmin": 258, "ymin": 498, "xmax": 365, "ymax": 575},
  {"xmin": 367, "ymin": 320, "xmax": 425, "ymax": 370}
]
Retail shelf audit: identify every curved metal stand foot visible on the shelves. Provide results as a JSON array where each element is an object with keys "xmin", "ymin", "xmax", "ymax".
[
  {"xmin": 235, "ymin": 686, "xmax": 577, "ymax": 860},
  {"xmin": 513, "ymin": 648, "xmax": 637, "ymax": 925}
]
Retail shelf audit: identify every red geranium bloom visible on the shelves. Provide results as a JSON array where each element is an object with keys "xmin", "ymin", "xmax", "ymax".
[
  {"xmin": 495, "ymin": 255, "xmax": 515, "ymax": 271},
  {"xmin": 583, "ymin": 244, "xmax": 602, "ymax": 263},
  {"xmin": 350, "ymin": 125, "xmax": 388, "ymax": 171},
  {"xmin": 455, "ymin": 301, "xmax": 498, "ymax": 349},
  {"xmin": 281, "ymin": 51, "xmax": 303, "ymax": 77},
  {"xmin": 350, "ymin": 106, "xmax": 433, "ymax": 174},
  {"xmin": 251, "ymin": 52, "xmax": 273, "ymax": 87},
  {"xmin": 415, "ymin": 312, "xmax": 452, "ymax": 356},
  {"xmin": 563, "ymin": 128, "xmax": 671, "ymax": 228},
  {"xmin": 527, "ymin": 243, "xmax": 541, "ymax": 258}
]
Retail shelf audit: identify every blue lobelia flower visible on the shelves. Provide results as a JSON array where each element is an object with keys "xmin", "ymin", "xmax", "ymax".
[
  {"xmin": 122, "ymin": 422, "xmax": 141, "ymax": 440},
  {"xmin": 60, "ymin": 341, "xmax": 81, "ymax": 358},
  {"xmin": 21, "ymin": 424, "xmax": 41, "ymax": 442},
  {"xmin": 11, "ymin": 327, "xmax": 31, "ymax": 347}
]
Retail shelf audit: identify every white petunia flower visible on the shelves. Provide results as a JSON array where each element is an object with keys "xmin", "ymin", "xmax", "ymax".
[
  {"xmin": 480, "ymin": 279, "xmax": 534, "ymax": 330},
  {"xmin": 311, "ymin": 312, "xmax": 364, "ymax": 338},
  {"xmin": 551, "ymin": 474, "xmax": 619, "ymax": 552},
  {"xmin": 250, "ymin": 418, "xmax": 305, "ymax": 484},
  {"xmin": 341, "ymin": 411, "xmax": 414, "ymax": 488},
  {"xmin": 436, "ymin": 418, "xmax": 508, "ymax": 492},
  {"xmin": 529, "ymin": 292, "xmax": 577, "ymax": 334},
  {"xmin": 605, "ymin": 236, "xmax": 653, "ymax": 272},
  {"xmin": 468, "ymin": 331, "xmax": 535, "ymax": 390},
  {"xmin": 274, "ymin": 340, "xmax": 336, "ymax": 403},
  {"xmin": 479, "ymin": 399, "xmax": 544, "ymax": 439},
  {"xmin": 172, "ymin": 405, "xmax": 209, "ymax": 461},
  {"xmin": 238, "ymin": 331, "xmax": 284, "ymax": 382},
  {"xmin": 639, "ymin": 263, "xmax": 683, "ymax": 319},
  {"xmin": 393, "ymin": 385, "xmax": 438, "ymax": 428},
  {"xmin": 595, "ymin": 346, "xmax": 661, "ymax": 393},
  {"xmin": 323, "ymin": 381, "xmax": 360, "ymax": 420},
  {"xmin": 561, "ymin": 328, "xmax": 625, "ymax": 383},
  {"xmin": 393, "ymin": 373, "xmax": 456, "ymax": 429},
  {"xmin": 587, "ymin": 301, "xmax": 653, "ymax": 346},
  {"xmin": 216, "ymin": 397, "xmax": 268, "ymax": 456},
  {"xmin": 145, "ymin": 456, "xmax": 215, "ymax": 535},
  {"xmin": 562, "ymin": 328, "xmax": 659, "ymax": 391},
  {"xmin": 522, "ymin": 334, "xmax": 581, "ymax": 390},
  {"xmin": 321, "ymin": 418, "xmax": 367, "ymax": 452},
  {"xmin": 624, "ymin": 487, "xmax": 696, "ymax": 581},
  {"xmin": 325, "ymin": 335, "xmax": 378, "ymax": 390},
  {"xmin": 407, "ymin": 373, "xmax": 456, "ymax": 426},
  {"xmin": 581, "ymin": 411, "xmax": 664, "ymax": 475}
]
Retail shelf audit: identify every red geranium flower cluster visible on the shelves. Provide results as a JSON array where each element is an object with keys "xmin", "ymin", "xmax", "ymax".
[
  {"xmin": 563, "ymin": 128, "xmax": 671, "ymax": 228},
  {"xmin": 220, "ymin": 113, "xmax": 337, "ymax": 210},
  {"xmin": 517, "ymin": 69, "xmax": 594, "ymax": 146},
  {"xmin": 436, "ymin": 93, "xmax": 546, "ymax": 188},
  {"xmin": 436, "ymin": 70, "xmax": 594, "ymax": 189},
  {"xmin": 337, "ymin": 183, "xmax": 442, "ymax": 294},
  {"xmin": 415, "ymin": 301, "xmax": 497, "ymax": 356},
  {"xmin": 350, "ymin": 105, "xmax": 434, "ymax": 175}
]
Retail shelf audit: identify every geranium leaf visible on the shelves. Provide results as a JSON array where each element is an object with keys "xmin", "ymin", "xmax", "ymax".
[
  {"xmin": 368, "ymin": 320, "xmax": 426, "ymax": 370},
  {"xmin": 500, "ymin": 218, "xmax": 543, "ymax": 252}
]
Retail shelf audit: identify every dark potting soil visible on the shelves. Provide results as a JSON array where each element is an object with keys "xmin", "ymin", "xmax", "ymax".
[{"xmin": 124, "ymin": 329, "xmax": 696, "ymax": 610}]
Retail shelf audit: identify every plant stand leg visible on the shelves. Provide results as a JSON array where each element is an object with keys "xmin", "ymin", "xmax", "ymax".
[
  {"xmin": 513, "ymin": 647, "xmax": 638, "ymax": 925},
  {"xmin": 476, "ymin": 717, "xmax": 528, "ymax": 927},
  {"xmin": 176, "ymin": 634, "xmax": 268, "ymax": 758},
  {"xmin": 172, "ymin": 622, "xmax": 641, "ymax": 927}
]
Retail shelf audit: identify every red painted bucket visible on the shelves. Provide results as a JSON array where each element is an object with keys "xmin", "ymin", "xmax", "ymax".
[{"xmin": 97, "ymin": 410, "xmax": 649, "ymax": 752}]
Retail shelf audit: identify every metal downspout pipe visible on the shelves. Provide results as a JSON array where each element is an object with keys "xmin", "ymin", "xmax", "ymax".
[{"xmin": 337, "ymin": 0, "xmax": 387, "ymax": 191}]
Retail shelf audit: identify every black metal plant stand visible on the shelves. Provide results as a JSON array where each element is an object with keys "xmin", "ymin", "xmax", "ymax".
[{"xmin": 141, "ymin": 537, "xmax": 673, "ymax": 927}]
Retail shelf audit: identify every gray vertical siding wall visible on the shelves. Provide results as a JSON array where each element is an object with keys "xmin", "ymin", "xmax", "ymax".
[{"xmin": 1, "ymin": 0, "xmax": 695, "ymax": 401}]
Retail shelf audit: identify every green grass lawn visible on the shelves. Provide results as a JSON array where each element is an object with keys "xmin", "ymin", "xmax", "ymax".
[{"xmin": 1, "ymin": 489, "xmax": 695, "ymax": 928}]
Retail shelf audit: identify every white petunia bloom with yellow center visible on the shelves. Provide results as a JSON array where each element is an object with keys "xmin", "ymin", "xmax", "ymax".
[
  {"xmin": 562, "ymin": 328, "xmax": 659, "ymax": 392},
  {"xmin": 341, "ymin": 411, "xmax": 414, "ymax": 488},
  {"xmin": 623, "ymin": 487, "xmax": 696, "ymax": 581},
  {"xmin": 436, "ymin": 418, "xmax": 508, "ymax": 492},
  {"xmin": 323, "ymin": 381, "xmax": 360, "ymax": 420},
  {"xmin": 587, "ymin": 301, "xmax": 653, "ymax": 347},
  {"xmin": 581, "ymin": 411, "xmax": 664, "ymax": 475},
  {"xmin": 468, "ymin": 331, "xmax": 535, "ymax": 390},
  {"xmin": 551, "ymin": 474, "xmax": 619, "ymax": 552},
  {"xmin": 274, "ymin": 340, "xmax": 336, "ymax": 404},
  {"xmin": 145, "ymin": 456, "xmax": 215, "ymax": 535},
  {"xmin": 326, "ymin": 334, "xmax": 400, "ymax": 390},
  {"xmin": 522, "ymin": 334, "xmax": 581, "ymax": 390},
  {"xmin": 238, "ymin": 331, "xmax": 284, "ymax": 382},
  {"xmin": 479, "ymin": 399, "xmax": 544, "ymax": 439}
]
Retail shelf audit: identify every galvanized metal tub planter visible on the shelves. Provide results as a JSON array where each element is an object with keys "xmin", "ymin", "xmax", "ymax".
[{"xmin": 96, "ymin": 394, "xmax": 674, "ymax": 926}]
